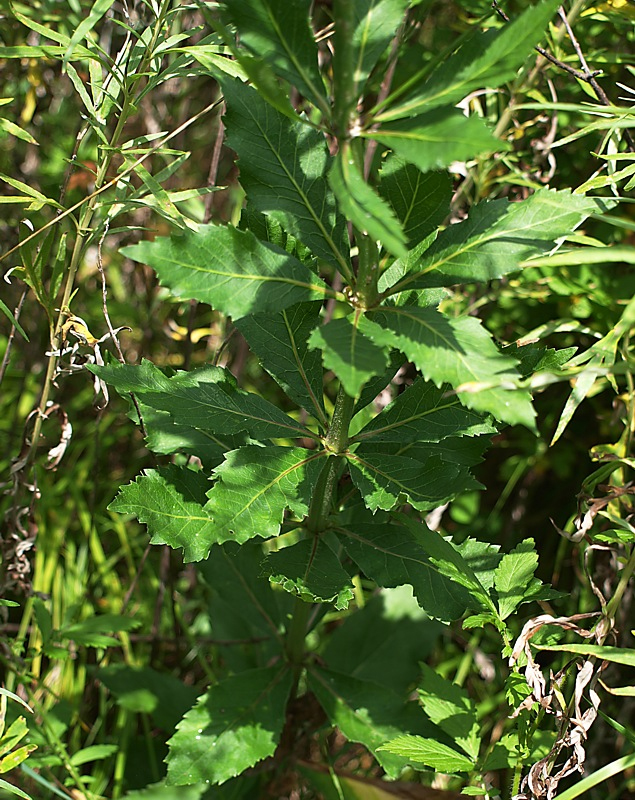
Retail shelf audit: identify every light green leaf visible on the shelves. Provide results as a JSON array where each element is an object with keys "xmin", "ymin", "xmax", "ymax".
[
  {"xmin": 376, "ymin": 0, "xmax": 560, "ymax": 121},
  {"xmin": 367, "ymin": 107, "xmax": 504, "ymax": 173},
  {"xmin": 121, "ymin": 224, "xmax": 330, "ymax": 320},
  {"xmin": 109, "ymin": 465, "xmax": 216, "ymax": 562},
  {"xmin": 221, "ymin": 0, "xmax": 327, "ymax": 109},
  {"xmin": 308, "ymin": 315, "xmax": 390, "ymax": 400},
  {"xmin": 361, "ymin": 308, "xmax": 536, "ymax": 429},
  {"xmin": 329, "ymin": 144, "xmax": 408, "ymax": 259},
  {"xmin": 338, "ymin": 523, "xmax": 473, "ymax": 622},
  {"xmin": 166, "ymin": 666, "xmax": 293, "ymax": 785},
  {"xmin": 349, "ymin": 0, "xmax": 409, "ymax": 97},
  {"xmin": 0, "ymin": 718, "xmax": 29, "ymax": 760},
  {"xmin": 536, "ymin": 644, "xmax": 635, "ymax": 667},
  {"xmin": 354, "ymin": 378, "xmax": 495, "ymax": 444},
  {"xmin": 0, "ymin": 777, "xmax": 33, "ymax": 800},
  {"xmin": 263, "ymin": 537, "xmax": 354, "ymax": 609},
  {"xmin": 63, "ymin": 0, "xmax": 116, "ymax": 67},
  {"xmin": 204, "ymin": 446, "xmax": 327, "ymax": 544},
  {"xmin": 347, "ymin": 450, "xmax": 467, "ymax": 512},
  {"xmin": 307, "ymin": 666, "xmax": 438, "ymax": 778},
  {"xmin": 59, "ymin": 614, "xmax": 140, "ymax": 648},
  {"xmin": 92, "ymin": 360, "xmax": 312, "ymax": 441},
  {"xmin": 69, "ymin": 745, "xmax": 118, "ymax": 767},
  {"xmin": 0, "ymin": 299, "xmax": 29, "ymax": 341},
  {"xmin": 379, "ymin": 734, "xmax": 474, "ymax": 773},
  {"xmin": 494, "ymin": 539, "xmax": 539, "ymax": 620},
  {"xmin": 417, "ymin": 664, "xmax": 479, "ymax": 760},
  {"xmin": 379, "ymin": 157, "xmax": 452, "ymax": 248},
  {"xmin": 220, "ymin": 77, "xmax": 348, "ymax": 270},
  {"xmin": 0, "ymin": 118, "xmax": 37, "ymax": 144},
  {"xmin": 235, "ymin": 301, "xmax": 326, "ymax": 424},
  {"xmin": 385, "ymin": 189, "xmax": 606, "ymax": 294}
]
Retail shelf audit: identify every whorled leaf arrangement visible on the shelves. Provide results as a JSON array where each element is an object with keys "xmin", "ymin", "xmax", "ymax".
[{"xmin": 91, "ymin": 0, "xmax": 609, "ymax": 792}]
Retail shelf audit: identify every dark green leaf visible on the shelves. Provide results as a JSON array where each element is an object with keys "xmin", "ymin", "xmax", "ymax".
[
  {"xmin": 376, "ymin": 0, "xmax": 560, "ymax": 121},
  {"xmin": 221, "ymin": 0, "xmax": 327, "ymax": 109},
  {"xmin": 166, "ymin": 666, "xmax": 293, "ymax": 785},
  {"xmin": 386, "ymin": 189, "xmax": 605, "ymax": 293},
  {"xmin": 367, "ymin": 107, "xmax": 504, "ymax": 173},
  {"xmin": 379, "ymin": 156, "xmax": 452, "ymax": 248},
  {"xmin": 263, "ymin": 537, "xmax": 354, "ymax": 609},
  {"xmin": 354, "ymin": 378, "xmax": 495, "ymax": 444},
  {"xmin": 235, "ymin": 302, "xmax": 326, "ymax": 423},
  {"xmin": 338, "ymin": 523, "xmax": 473, "ymax": 622},
  {"xmin": 361, "ymin": 308, "xmax": 536, "ymax": 429},
  {"xmin": 121, "ymin": 224, "xmax": 330, "ymax": 320},
  {"xmin": 220, "ymin": 77, "xmax": 349, "ymax": 270},
  {"xmin": 329, "ymin": 144, "xmax": 408, "ymax": 259},
  {"xmin": 109, "ymin": 465, "xmax": 216, "ymax": 562},
  {"xmin": 349, "ymin": 0, "xmax": 409, "ymax": 97},
  {"xmin": 205, "ymin": 446, "xmax": 327, "ymax": 543},
  {"xmin": 354, "ymin": 349, "xmax": 404, "ymax": 413},
  {"xmin": 308, "ymin": 315, "xmax": 390, "ymax": 400}
]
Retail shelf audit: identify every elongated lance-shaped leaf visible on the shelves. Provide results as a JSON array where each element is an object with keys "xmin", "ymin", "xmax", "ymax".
[
  {"xmin": 92, "ymin": 360, "xmax": 313, "ymax": 441},
  {"xmin": 109, "ymin": 465, "xmax": 216, "ymax": 562},
  {"xmin": 121, "ymin": 223, "xmax": 330, "ymax": 320},
  {"xmin": 366, "ymin": 107, "xmax": 504, "ymax": 174},
  {"xmin": 353, "ymin": 378, "xmax": 495, "ymax": 444},
  {"xmin": 360, "ymin": 309, "xmax": 536, "ymax": 429},
  {"xmin": 379, "ymin": 156, "xmax": 452, "ymax": 249},
  {"xmin": 383, "ymin": 189, "xmax": 607, "ymax": 295},
  {"xmin": 374, "ymin": 0, "xmax": 560, "ymax": 122},
  {"xmin": 379, "ymin": 735, "xmax": 474, "ymax": 773},
  {"xmin": 308, "ymin": 314, "xmax": 390, "ymax": 400},
  {"xmin": 204, "ymin": 446, "xmax": 328, "ymax": 544},
  {"xmin": 348, "ymin": 0, "xmax": 409, "ymax": 99},
  {"xmin": 329, "ymin": 143, "xmax": 408, "ymax": 259},
  {"xmin": 262, "ymin": 537, "xmax": 354, "ymax": 610},
  {"xmin": 166, "ymin": 665, "xmax": 293, "ymax": 786},
  {"xmin": 307, "ymin": 666, "xmax": 440, "ymax": 778},
  {"xmin": 347, "ymin": 450, "xmax": 467, "ymax": 512},
  {"xmin": 220, "ymin": 77, "xmax": 350, "ymax": 273},
  {"xmin": 235, "ymin": 301, "xmax": 327, "ymax": 425},
  {"xmin": 337, "ymin": 523, "xmax": 473, "ymax": 621},
  {"xmin": 221, "ymin": 0, "xmax": 328, "ymax": 110}
]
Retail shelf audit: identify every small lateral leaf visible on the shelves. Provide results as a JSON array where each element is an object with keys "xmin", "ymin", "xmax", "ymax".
[
  {"xmin": 379, "ymin": 734, "xmax": 474, "ymax": 773},
  {"xmin": 109, "ymin": 465, "xmax": 216, "ymax": 562},
  {"xmin": 329, "ymin": 144, "xmax": 408, "ymax": 259},
  {"xmin": 166, "ymin": 666, "xmax": 293, "ymax": 786},
  {"xmin": 121, "ymin": 224, "xmax": 330, "ymax": 320},
  {"xmin": 204, "ymin": 446, "xmax": 328, "ymax": 544},
  {"xmin": 263, "ymin": 537, "xmax": 354, "ymax": 609},
  {"xmin": 308, "ymin": 314, "xmax": 390, "ymax": 400}
]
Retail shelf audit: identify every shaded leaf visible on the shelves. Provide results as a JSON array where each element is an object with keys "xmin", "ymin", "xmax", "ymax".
[
  {"xmin": 121, "ymin": 224, "xmax": 330, "ymax": 320},
  {"xmin": 349, "ymin": 0, "xmax": 409, "ymax": 97},
  {"xmin": 308, "ymin": 315, "xmax": 390, "ymax": 400},
  {"xmin": 205, "ymin": 446, "xmax": 327, "ymax": 543},
  {"xmin": 263, "ymin": 537, "xmax": 354, "ymax": 609},
  {"xmin": 221, "ymin": 77, "xmax": 348, "ymax": 269},
  {"xmin": 166, "ymin": 666, "xmax": 293, "ymax": 785}
]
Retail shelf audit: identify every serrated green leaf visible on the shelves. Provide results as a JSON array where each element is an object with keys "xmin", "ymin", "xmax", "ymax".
[
  {"xmin": 354, "ymin": 378, "xmax": 495, "ymax": 445},
  {"xmin": 386, "ymin": 190, "xmax": 605, "ymax": 293},
  {"xmin": 379, "ymin": 734, "xmax": 474, "ymax": 773},
  {"xmin": 166, "ymin": 666, "xmax": 293, "ymax": 785},
  {"xmin": 376, "ymin": 0, "xmax": 560, "ymax": 121},
  {"xmin": 220, "ymin": 77, "xmax": 348, "ymax": 270},
  {"xmin": 329, "ymin": 144, "xmax": 408, "ymax": 259},
  {"xmin": 379, "ymin": 157, "xmax": 452, "ymax": 249},
  {"xmin": 307, "ymin": 666, "xmax": 437, "ymax": 778},
  {"xmin": 221, "ymin": 0, "xmax": 327, "ymax": 109},
  {"xmin": 349, "ymin": 0, "xmax": 409, "ymax": 97},
  {"xmin": 347, "ymin": 450, "xmax": 466, "ymax": 512},
  {"xmin": 361, "ymin": 308, "xmax": 536, "ymax": 429},
  {"xmin": 92, "ymin": 360, "xmax": 312, "ymax": 441},
  {"xmin": 204, "ymin": 446, "xmax": 327, "ymax": 543},
  {"xmin": 235, "ymin": 302, "xmax": 326, "ymax": 424},
  {"xmin": 308, "ymin": 315, "xmax": 390, "ymax": 400},
  {"xmin": 109, "ymin": 465, "xmax": 215, "ymax": 562},
  {"xmin": 121, "ymin": 224, "xmax": 330, "ymax": 320},
  {"xmin": 494, "ymin": 539, "xmax": 539, "ymax": 620},
  {"xmin": 417, "ymin": 665, "xmax": 479, "ymax": 760},
  {"xmin": 337, "ymin": 523, "xmax": 473, "ymax": 622},
  {"xmin": 367, "ymin": 107, "xmax": 504, "ymax": 173},
  {"xmin": 263, "ymin": 537, "xmax": 354, "ymax": 609}
]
